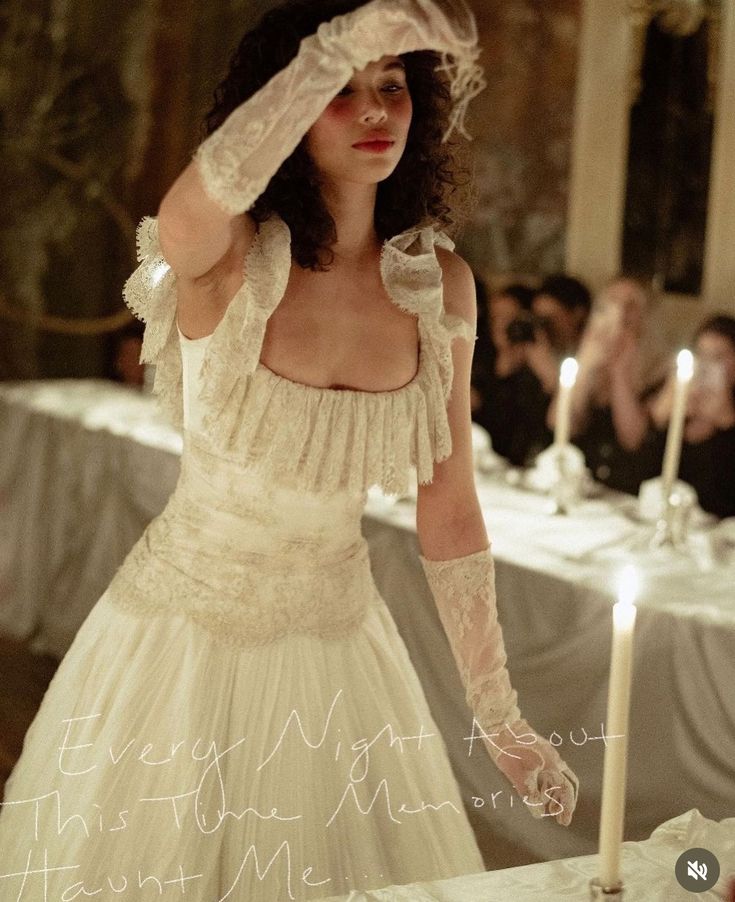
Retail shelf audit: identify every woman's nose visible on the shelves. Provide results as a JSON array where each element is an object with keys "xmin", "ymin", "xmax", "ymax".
[{"xmin": 359, "ymin": 91, "xmax": 388, "ymax": 122}]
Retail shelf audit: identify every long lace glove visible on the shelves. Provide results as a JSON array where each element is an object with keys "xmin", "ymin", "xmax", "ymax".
[
  {"xmin": 193, "ymin": 0, "xmax": 485, "ymax": 215},
  {"xmin": 419, "ymin": 545, "xmax": 580, "ymax": 826}
]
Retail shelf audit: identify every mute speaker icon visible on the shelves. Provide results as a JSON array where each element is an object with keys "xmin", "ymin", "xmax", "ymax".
[{"xmin": 687, "ymin": 860, "xmax": 708, "ymax": 881}]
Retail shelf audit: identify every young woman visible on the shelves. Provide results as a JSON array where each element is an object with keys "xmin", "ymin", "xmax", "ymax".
[
  {"xmin": 649, "ymin": 314, "xmax": 735, "ymax": 518},
  {"xmin": 0, "ymin": 1, "xmax": 577, "ymax": 897},
  {"xmin": 548, "ymin": 276, "xmax": 669, "ymax": 494}
]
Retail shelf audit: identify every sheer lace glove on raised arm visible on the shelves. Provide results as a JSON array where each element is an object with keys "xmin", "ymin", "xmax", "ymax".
[
  {"xmin": 419, "ymin": 545, "xmax": 580, "ymax": 826},
  {"xmin": 193, "ymin": 0, "xmax": 485, "ymax": 215}
]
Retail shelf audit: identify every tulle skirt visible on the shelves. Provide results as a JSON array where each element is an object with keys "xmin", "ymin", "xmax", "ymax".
[{"xmin": 0, "ymin": 590, "xmax": 484, "ymax": 901}]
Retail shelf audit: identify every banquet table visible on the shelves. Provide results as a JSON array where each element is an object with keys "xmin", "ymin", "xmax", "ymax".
[
  {"xmin": 317, "ymin": 808, "xmax": 735, "ymax": 901},
  {"xmin": 1, "ymin": 379, "xmax": 734, "ymax": 872}
]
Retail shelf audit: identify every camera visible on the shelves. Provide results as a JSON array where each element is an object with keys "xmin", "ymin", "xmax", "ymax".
[{"xmin": 506, "ymin": 312, "xmax": 548, "ymax": 345}]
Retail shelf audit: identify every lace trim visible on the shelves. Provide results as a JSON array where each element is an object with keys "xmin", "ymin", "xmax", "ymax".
[
  {"xmin": 192, "ymin": 2, "xmax": 486, "ymax": 216},
  {"xmin": 122, "ymin": 216, "xmax": 184, "ymax": 431},
  {"xmin": 419, "ymin": 546, "xmax": 521, "ymax": 730},
  {"xmin": 105, "ymin": 514, "xmax": 380, "ymax": 648},
  {"xmin": 123, "ymin": 213, "xmax": 475, "ymax": 495}
]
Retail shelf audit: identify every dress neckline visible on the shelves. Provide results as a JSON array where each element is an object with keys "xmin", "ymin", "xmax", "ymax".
[
  {"xmin": 130, "ymin": 211, "xmax": 465, "ymax": 494},
  {"xmin": 178, "ymin": 322, "xmax": 424, "ymax": 397},
  {"xmin": 177, "ymin": 212, "xmax": 428, "ymax": 398},
  {"xmin": 253, "ymin": 333, "xmax": 424, "ymax": 397}
]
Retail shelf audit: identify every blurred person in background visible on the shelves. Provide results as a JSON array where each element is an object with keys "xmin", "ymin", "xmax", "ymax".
[
  {"xmin": 111, "ymin": 319, "xmax": 145, "ymax": 387},
  {"xmin": 548, "ymin": 276, "xmax": 668, "ymax": 495},
  {"xmin": 648, "ymin": 314, "xmax": 735, "ymax": 518},
  {"xmin": 471, "ymin": 280, "xmax": 555, "ymax": 466},
  {"xmin": 531, "ymin": 273, "xmax": 592, "ymax": 359}
]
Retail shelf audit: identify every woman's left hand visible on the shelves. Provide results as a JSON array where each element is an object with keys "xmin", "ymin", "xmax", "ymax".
[{"xmin": 483, "ymin": 718, "xmax": 579, "ymax": 826}]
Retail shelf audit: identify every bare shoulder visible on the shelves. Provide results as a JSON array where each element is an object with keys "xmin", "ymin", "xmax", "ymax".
[
  {"xmin": 434, "ymin": 245, "xmax": 478, "ymax": 328},
  {"xmin": 415, "ymin": 243, "xmax": 483, "ymax": 543}
]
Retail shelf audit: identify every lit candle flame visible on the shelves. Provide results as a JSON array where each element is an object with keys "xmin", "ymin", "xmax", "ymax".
[
  {"xmin": 616, "ymin": 564, "xmax": 639, "ymax": 611},
  {"xmin": 560, "ymin": 357, "xmax": 579, "ymax": 388},
  {"xmin": 676, "ymin": 349, "xmax": 694, "ymax": 382}
]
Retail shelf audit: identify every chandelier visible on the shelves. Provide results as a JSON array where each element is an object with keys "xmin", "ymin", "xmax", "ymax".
[{"xmin": 626, "ymin": 0, "xmax": 721, "ymax": 105}]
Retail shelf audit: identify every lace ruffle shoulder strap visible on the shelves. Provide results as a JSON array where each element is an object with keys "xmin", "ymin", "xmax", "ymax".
[
  {"xmin": 122, "ymin": 213, "xmax": 291, "ymax": 435},
  {"xmin": 380, "ymin": 223, "xmax": 477, "ymax": 465},
  {"xmin": 122, "ymin": 216, "xmax": 184, "ymax": 430}
]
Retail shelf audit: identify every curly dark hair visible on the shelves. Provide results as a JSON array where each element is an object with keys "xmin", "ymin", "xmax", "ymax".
[
  {"xmin": 535, "ymin": 273, "xmax": 592, "ymax": 313},
  {"xmin": 695, "ymin": 313, "xmax": 735, "ymax": 352},
  {"xmin": 199, "ymin": 0, "xmax": 476, "ymax": 271}
]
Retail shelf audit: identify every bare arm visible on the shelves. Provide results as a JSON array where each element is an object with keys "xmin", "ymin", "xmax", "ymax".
[
  {"xmin": 608, "ymin": 364, "xmax": 651, "ymax": 450},
  {"xmin": 156, "ymin": 0, "xmax": 484, "ymax": 282},
  {"xmin": 157, "ymin": 164, "xmax": 256, "ymax": 282},
  {"xmin": 416, "ymin": 248, "xmax": 488, "ymax": 559}
]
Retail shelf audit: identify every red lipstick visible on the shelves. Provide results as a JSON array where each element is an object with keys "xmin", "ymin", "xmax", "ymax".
[{"xmin": 353, "ymin": 140, "xmax": 394, "ymax": 153}]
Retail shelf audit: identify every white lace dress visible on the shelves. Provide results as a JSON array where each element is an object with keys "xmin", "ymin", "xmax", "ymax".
[{"xmin": 0, "ymin": 213, "xmax": 485, "ymax": 900}]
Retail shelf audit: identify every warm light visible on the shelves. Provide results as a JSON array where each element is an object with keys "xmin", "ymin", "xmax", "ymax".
[
  {"xmin": 616, "ymin": 563, "xmax": 639, "ymax": 608},
  {"xmin": 560, "ymin": 357, "xmax": 579, "ymax": 389},
  {"xmin": 676, "ymin": 349, "xmax": 694, "ymax": 382}
]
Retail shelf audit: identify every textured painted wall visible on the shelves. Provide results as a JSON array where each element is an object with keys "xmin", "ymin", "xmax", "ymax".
[{"xmin": 461, "ymin": 0, "xmax": 581, "ymax": 285}]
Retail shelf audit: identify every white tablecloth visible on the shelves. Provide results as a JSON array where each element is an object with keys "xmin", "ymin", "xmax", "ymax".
[
  {"xmin": 0, "ymin": 380, "xmax": 181, "ymax": 654},
  {"xmin": 2, "ymin": 379, "xmax": 734, "ymax": 872},
  {"xmin": 318, "ymin": 809, "xmax": 735, "ymax": 901},
  {"xmin": 361, "ymin": 492, "xmax": 735, "ymax": 867}
]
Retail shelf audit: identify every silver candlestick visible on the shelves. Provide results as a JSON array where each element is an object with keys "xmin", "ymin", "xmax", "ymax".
[{"xmin": 589, "ymin": 876, "xmax": 624, "ymax": 899}]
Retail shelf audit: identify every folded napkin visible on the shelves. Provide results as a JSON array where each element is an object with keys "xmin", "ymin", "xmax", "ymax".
[
  {"xmin": 644, "ymin": 808, "xmax": 735, "ymax": 900},
  {"xmin": 637, "ymin": 476, "xmax": 712, "ymax": 527},
  {"xmin": 525, "ymin": 444, "xmax": 587, "ymax": 494}
]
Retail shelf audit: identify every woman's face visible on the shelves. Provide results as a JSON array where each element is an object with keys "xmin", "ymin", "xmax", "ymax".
[
  {"xmin": 695, "ymin": 331, "xmax": 735, "ymax": 390},
  {"xmin": 305, "ymin": 55, "xmax": 412, "ymax": 186}
]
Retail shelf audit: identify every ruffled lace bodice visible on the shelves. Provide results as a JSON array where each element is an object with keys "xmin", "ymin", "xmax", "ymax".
[{"xmin": 123, "ymin": 212, "xmax": 475, "ymax": 496}]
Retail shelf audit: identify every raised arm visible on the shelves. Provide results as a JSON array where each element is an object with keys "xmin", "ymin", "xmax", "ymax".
[{"xmin": 157, "ymin": 0, "xmax": 484, "ymax": 279}]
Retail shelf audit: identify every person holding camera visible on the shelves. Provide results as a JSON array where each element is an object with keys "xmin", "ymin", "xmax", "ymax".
[
  {"xmin": 548, "ymin": 276, "xmax": 668, "ymax": 494},
  {"xmin": 471, "ymin": 282, "xmax": 557, "ymax": 466},
  {"xmin": 531, "ymin": 273, "xmax": 592, "ymax": 358}
]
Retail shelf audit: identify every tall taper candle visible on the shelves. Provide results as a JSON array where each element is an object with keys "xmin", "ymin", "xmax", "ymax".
[
  {"xmin": 661, "ymin": 349, "xmax": 694, "ymax": 501},
  {"xmin": 598, "ymin": 565, "xmax": 638, "ymax": 888},
  {"xmin": 554, "ymin": 357, "xmax": 579, "ymax": 448}
]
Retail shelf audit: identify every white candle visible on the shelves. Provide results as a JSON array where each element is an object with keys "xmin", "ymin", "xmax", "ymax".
[
  {"xmin": 598, "ymin": 565, "xmax": 638, "ymax": 888},
  {"xmin": 554, "ymin": 357, "xmax": 579, "ymax": 448},
  {"xmin": 661, "ymin": 349, "xmax": 694, "ymax": 501}
]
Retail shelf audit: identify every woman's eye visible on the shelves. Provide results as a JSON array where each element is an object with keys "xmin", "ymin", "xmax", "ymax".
[{"xmin": 336, "ymin": 83, "xmax": 405, "ymax": 97}]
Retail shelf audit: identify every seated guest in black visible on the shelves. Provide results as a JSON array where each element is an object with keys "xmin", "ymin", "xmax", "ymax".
[
  {"xmin": 532, "ymin": 273, "xmax": 592, "ymax": 359},
  {"xmin": 548, "ymin": 276, "xmax": 669, "ymax": 495},
  {"xmin": 471, "ymin": 281, "xmax": 556, "ymax": 466},
  {"xmin": 648, "ymin": 314, "xmax": 735, "ymax": 518}
]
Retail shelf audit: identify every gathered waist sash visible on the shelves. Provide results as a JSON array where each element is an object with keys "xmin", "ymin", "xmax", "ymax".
[{"xmin": 105, "ymin": 505, "xmax": 382, "ymax": 648}]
